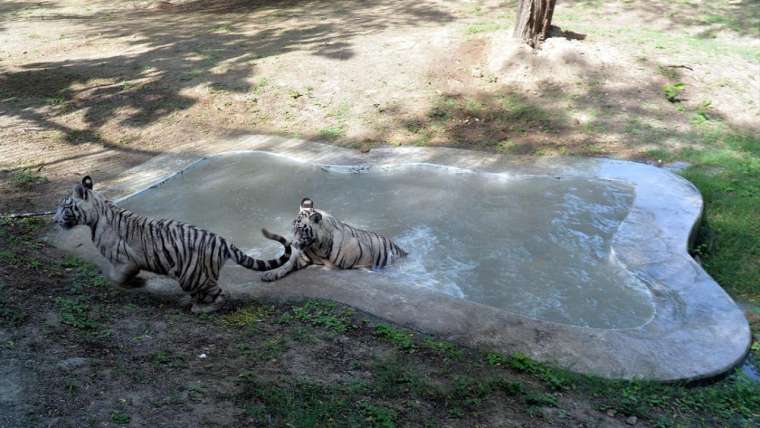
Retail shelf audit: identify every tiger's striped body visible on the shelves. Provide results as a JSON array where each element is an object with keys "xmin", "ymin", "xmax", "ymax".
[
  {"xmin": 54, "ymin": 176, "xmax": 291, "ymax": 313},
  {"xmin": 261, "ymin": 198, "xmax": 406, "ymax": 282}
]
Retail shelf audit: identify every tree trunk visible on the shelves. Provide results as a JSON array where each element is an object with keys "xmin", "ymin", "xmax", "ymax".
[{"xmin": 513, "ymin": 0, "xmax": 557, "ymax": 48}]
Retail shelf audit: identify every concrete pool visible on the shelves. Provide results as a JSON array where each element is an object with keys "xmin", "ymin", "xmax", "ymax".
[
  {"xmin": 121, "ymin": 152, "xmax": 654, "ymax": 330},
  {"xmin": 49, "ymin": 135, "xmax": 751, "ymax": 381}
]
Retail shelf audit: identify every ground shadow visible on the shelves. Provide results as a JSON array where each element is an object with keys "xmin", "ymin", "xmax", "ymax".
[
  {"xmin": 562, "ymin": 0, "xmax": 760, "ymax": 38},
  {"xmin": 0, "ymin": 0, "xmax": 456, "ymax": 210},
  {"xmin": 549, "ymin": 25, "xmax": 586, "ymax": 41},
  {"xmin": 1, "ymin": 0, "xmax": 455, "ymax": 143}
]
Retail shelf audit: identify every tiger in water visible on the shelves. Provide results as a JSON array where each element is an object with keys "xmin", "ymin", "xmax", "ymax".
[
  {"xmin": 261, "ymin": 198, "xmax": 407, "ymax": 282},
  {"xmin": 54, "ymin": 176, "xmax": 291, "ymax": 313}
]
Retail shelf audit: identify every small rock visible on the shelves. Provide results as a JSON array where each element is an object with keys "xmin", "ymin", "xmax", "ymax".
[
  {"xmin": 44, "ymin": 311, "xmax": 61, "ymax": 328},
  {"xmin": 663, "ymin": 161, "xmax": 691, "ymax": 172},
  {"xmin": 606, "ymin": 409, "xmax": 616, "ymax": 417},
  {"xmin": 626, "ymin": 415, "xmax": 637, "ymax": 425},
  {"xmin": 198, "ymin": 353, "xmax": 207, "ymax": 359},
  {"xmin": 57, "ymin": 357, "xmax": 90, "ymax": 370}
]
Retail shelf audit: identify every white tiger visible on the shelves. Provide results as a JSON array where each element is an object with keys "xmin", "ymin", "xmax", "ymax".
[
  {"xmin": 54, "ymin": 176, "xmax": 291, "ymax": 313},
  {"xmin": 261, "ymin": 198, "xmax": 407, "ymax": 282}
]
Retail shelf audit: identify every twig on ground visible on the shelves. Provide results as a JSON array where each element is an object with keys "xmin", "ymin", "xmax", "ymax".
[
  {"xmin": 665, "ymin": 64, "xmax": 694, "ymax": 71},
  {"xmin": 1, "ymin": 210, "xmax": 55, "ymax": 219}
]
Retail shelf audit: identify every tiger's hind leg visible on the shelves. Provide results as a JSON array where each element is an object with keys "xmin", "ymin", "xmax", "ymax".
[{"xmin": 189, "ymin": 279, "xmax": 226, "ymax": 314}]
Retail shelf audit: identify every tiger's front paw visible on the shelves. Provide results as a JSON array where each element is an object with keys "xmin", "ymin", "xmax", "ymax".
[
  {"xmin": 261, "ymin": 271, "xmax": 280, "ymax": 282},
  {"xmin": 191, "ymin": 294, "xmax": 226, "ymax": 314}
]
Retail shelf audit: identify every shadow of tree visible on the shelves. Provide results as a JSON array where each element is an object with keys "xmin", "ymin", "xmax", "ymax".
[
  {"xmin": 562, "ymin": 0, "xmax": 760, "ymax": 38},
  {"xmin": 352, "ymin": 43, "xmax": 718, "ymax": 159},
  {"xmin": 0, "ymin": 0, "xmax": 452, "ymax": 214},
  {"xmin": 0, "ymin": 0, "xmax": 455, "ymax": 188},
  {"xmin": 0, "ymin": 1, "xmax": 58, "ymax": 31}
]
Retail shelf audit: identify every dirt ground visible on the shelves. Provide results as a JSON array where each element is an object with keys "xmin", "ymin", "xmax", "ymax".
[
  {"xmin": 2, "ymin": 0, "xmax": 758, "ymax": 212},
  {"xmin": 1, "ymin": 0, "xmax": 759, "ymax": 426},
  {"xmin": 5, "ymin": 218, "xmax": 755, "ymax": 428}
]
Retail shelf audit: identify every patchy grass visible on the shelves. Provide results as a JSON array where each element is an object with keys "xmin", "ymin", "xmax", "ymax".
[
  {"xmin": 317, "ymin": 125, "xmax": 346, "ymax": 141},
  {"xmin": 284, "ymin": 299, "xmax": 357, "ymax": 334},
  {"xmin": 249, "ymin": 77, "xmax": 269, "ymax": 95},
  {"xmin": 218, "ymin": 304, "xmax": 274, "ymax": 329},
  {"xmin": 7, "ymin": 169, "xmax": 47, "ymax": 188},
  {"xmin": 55, "ymin": 297, "xmax": 101, "ymax": 331},
  {"xmin": 680, "ymin": 130, "xmax": 760, "ymax": 301},
  {"xmin": 662, "ymin": 82, "xmax": 686, "ymax": 102},
  {"xmin": 0, "ymin": 305, "xmax": 26, "ymax": 327},
  {"xmin": 556, "ymin": 10, "xmax": 760, "ymax": 62},
  {"xmin": 0, "ymin": 218, "xmax": 758, "ymax": 427},
  {"xmin": 423, "ymin": 338, "xmax": 464, "ymax": 360},
  {"xmin": 110, "ymin": 410, "xmax": 130, "ymax": 425},
  {"xmin": 374, "ymin": 324, "xmax": 415, "ymax": 350},
  {"xmin": 465, "ymin": 21, "xmax": 504, "ymax": 34}
]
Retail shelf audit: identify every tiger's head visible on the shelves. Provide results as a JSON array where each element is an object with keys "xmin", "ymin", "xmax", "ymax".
[
  {"xmin": 291, "ymin": 198, "xmax": 325, "ymax": 250},
  {"xmin": 53, "ymin": 176, "xmax": 100, "ymax": 229}
]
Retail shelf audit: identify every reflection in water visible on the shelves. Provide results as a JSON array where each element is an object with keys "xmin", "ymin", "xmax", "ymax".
[{"xmin": 122, "ymin": 152, "xmax": 655, "ymax": 329}]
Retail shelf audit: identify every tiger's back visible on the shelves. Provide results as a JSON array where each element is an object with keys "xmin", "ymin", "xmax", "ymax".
[{"xmin": 307, "ymin": 213, "xmax": 407, "ymax": 269}]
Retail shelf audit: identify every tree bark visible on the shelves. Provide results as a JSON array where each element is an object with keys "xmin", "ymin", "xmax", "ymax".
[{"xmin": 513, "ymin": 0, "xmax": 557, "ymax": 48}]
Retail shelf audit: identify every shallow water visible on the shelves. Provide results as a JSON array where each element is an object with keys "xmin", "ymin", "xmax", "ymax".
[{"xmin": 121, "ymin": 152, "xmax": 654, "ymax": 329}]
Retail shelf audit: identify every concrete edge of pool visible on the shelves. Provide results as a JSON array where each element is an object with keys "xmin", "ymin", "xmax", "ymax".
[{"xmin": 48, "ymin": 134, "xmax": 751, "ymax": 382}]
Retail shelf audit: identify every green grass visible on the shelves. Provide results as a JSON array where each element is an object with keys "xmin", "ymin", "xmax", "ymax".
[
  {"xmin": 111, "ymin": 411, "xmax": 130, "ymax": 425},
  {"xmin": 465, "ymin": 22, "xmax": 504, "ymax": 34},
  {"xmin": 556, "ymin": 15, "xmax": 760, "ymax": 62},
  {"xmin": 317, "ymin": 102, "xmax": 351, "ymax": 141},
  {"xmin": 284, "ymin": 299, "xmax": 356, "ymax": 334},
  {"xmin": 237, "ymin": 374, "xmax": 365, "ymax": 427},
  {"xmin": 662, "ymin": 82, "xmax": 685, "ymax": 102},
  {"xmin": 7, "ymin": 169, "xmax": 47, "ymax": 187},
  {"xmin": 61, "ymin": 257, "xmax": 109, "ymax": 292},
  {"xmin": 317, "ymin": 125, "xmax": 346, "ymax": 141},
  {"xmin": 250, "ymin": 77, "xmax": 269, "ymax": 95},
  {"xmin": 55, "ymin": 297, "xmax": 100, "ymax": 331},
  {"xmin": 680, "ymin": 130, "xmax": 760, "ymax": 300},
  {"xmin": 150, "ymin": 351, "xmax": 188, "ymax": 369},
  {"xmin": 374, "ymin": 324, "xmax": 415, "ymax": 350},
  {"xmin": 423, "ymin": 338, "xmax": 464, "ymax": 360},
  {"xmin": 374, "ymin": 320, "xmax": 760, "ymax": 425},
  {"xmin": 218, "ymin": 304, "xmax": 273, "ymax": 328},
  {"xmin": 0, "ymin": 305, "xmax": 25, "ymax": 327},
  {"xmin": 505, "ymin": 348, "xmax": 760, "ymax": 425}
]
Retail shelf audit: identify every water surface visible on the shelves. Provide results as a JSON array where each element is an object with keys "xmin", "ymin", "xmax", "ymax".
[{"xmin": 121, "ymin": 152, "xmax": 654, "ymax": 329}]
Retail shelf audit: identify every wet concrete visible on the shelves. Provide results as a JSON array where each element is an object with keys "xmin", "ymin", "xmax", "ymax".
[{"xmin": 47, "ymin": 135, "xmax": 751, "ymax": 381}]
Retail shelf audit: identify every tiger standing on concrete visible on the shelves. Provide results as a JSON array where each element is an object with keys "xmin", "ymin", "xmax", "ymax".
[
  {"xmin": 261, "ymin": 198, "xmax": 407, "ymax": 282},
  {"xmin": 53, "ymin": 176, "xmax": 291, "ymax": 313}
]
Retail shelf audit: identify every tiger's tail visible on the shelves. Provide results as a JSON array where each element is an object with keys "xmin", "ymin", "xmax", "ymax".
[
  {"xmin": 394, "ymin": 242, "xmax": 408, "ymax": 258},
  {"xmin": 227, "ymin": 228, "xmax": 292, "ymax": 271}
]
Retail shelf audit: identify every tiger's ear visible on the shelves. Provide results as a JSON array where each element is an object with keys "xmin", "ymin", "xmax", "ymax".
[
  {"xmin": 74, "ymin": 184, "xmax": 88, "ymax": 200},
  {"xmin": 300, "ymin": 198, "xmax": 314, "ymax": 209},
  {"xmin": 309, "ymin": 211, "xmax": 322, "ymax": 223},
  {"xmin": 82, "ymin": 176, "xmax": 93, "ymax": 190}
]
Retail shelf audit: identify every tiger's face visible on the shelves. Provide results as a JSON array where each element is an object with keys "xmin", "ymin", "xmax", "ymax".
[
  {"xmin": 291, "ymin": 198, "xmax": 324, "ymax": 250},
  {"xmin": 53, "ymin": 176, "xmax": 97, "ymax": 229}
]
